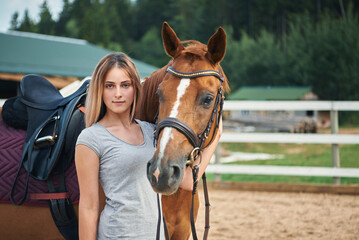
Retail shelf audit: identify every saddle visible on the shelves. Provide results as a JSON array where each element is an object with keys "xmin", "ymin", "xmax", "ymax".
[{"xmin": 2, "ymin": 75, "xmax": 89, "ymax": 240}]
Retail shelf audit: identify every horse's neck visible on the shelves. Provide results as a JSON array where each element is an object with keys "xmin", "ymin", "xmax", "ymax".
[{"xmin": 138, "ymin": 65, "xmax": 168, "ymax": 123}]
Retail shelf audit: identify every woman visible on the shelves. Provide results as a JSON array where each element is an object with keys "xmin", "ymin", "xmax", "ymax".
[{"xmin": 75, "ymin": 52, "xmax": 221, "ymax": 239}]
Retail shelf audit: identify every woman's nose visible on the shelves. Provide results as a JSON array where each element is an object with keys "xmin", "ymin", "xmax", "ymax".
[{"xmin": 115, "ymin": 86, "xmax": 122, "ymax": 97}]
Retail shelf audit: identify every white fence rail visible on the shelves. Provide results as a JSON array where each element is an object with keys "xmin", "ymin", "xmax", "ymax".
[
  {"xmin": 223, "ymin": 100, "xmax": 359, "ymax": 111},
  {"xmin": 208, "ymin": 100, "xmax": 359, "ymax": 183},
  {"xmin": 220, "ymin": 133, "xmax": 359, "ymax": 144}
]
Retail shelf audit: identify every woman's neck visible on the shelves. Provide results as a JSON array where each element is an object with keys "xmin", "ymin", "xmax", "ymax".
[{"xmin": 99, "ymin": 112, "xmax": 133, "ymax": 128}]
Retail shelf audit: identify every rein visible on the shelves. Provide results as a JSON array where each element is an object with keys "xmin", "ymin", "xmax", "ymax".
[{"xmin": 155, "ymin": 66, "xmax": 225, "ymax": 240}]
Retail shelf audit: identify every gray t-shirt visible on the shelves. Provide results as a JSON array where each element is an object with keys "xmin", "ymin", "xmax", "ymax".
[{"xmin": 76, "ymin": 120, "xmax": 164, "ymax": 239}]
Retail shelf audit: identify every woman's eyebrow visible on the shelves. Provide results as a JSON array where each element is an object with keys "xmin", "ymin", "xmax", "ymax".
[
  {"xmin": 121, "ymin": 80, "xmax": 132, "ymax": 83},
  {"xmin": 104, "ymin": 80, "xmax": 131, "ymax": 83}
]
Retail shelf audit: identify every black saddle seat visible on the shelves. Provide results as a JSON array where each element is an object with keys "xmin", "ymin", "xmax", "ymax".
[{"xmin": 20, "ymin": 74, "xmax": 88, "ymax": 110}]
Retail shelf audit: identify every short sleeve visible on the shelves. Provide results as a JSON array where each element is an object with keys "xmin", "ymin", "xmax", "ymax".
[{"xmin": 76, "ymin": 127, "xmax": 102, "ymax": 157}]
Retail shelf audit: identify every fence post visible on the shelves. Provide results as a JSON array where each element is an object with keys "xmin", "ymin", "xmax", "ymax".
[
  {"xmin": 214, "ymin": 143, "xmax": 222, "ymax": 181},
  {"xmin": 331, "ymin": 110, "xmax": 340, "ymax": 185}
]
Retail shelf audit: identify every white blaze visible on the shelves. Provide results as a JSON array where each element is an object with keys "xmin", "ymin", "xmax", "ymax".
[{"xmin": 158, "ymin": 78, "xmax": 191, "ymax": 162}]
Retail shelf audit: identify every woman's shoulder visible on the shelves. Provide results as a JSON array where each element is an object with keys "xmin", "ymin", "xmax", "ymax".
[
  {"xmin": 136, "ymin": 119, "xmax": 155, "ymax": 131},
  {"xmin": 77, "ymin": 123, "xmax": 102, "ymax": 142}
]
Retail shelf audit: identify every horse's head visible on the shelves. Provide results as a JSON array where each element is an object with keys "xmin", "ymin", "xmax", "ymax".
[{"xmin": 147, "ymin": 22, "xmax": 230, "ymax": 195}]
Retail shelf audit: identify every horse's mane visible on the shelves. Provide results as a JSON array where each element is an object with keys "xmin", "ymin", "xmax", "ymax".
[
  {"xmin": 138, "ymin": 61, "xmax": 172, "ymax": 123},
  {"xmin": 138, "ymin": 41, "xmax": 230, "ymax": 123}
]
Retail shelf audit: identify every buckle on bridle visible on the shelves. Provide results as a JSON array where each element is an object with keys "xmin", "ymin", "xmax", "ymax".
[{"xmin": 186, "ymin": 147, "xmax": 202, "ymax": 169}]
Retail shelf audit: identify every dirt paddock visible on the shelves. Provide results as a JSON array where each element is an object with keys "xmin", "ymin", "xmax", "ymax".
[{"xmin": 194, "ymin": 184, "xmax": 359, "ymax": 240}]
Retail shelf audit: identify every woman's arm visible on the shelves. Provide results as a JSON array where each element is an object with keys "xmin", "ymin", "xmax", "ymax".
[
  {"xmin": 75, "ymin": 144, "xmax": 100, "ymax": 240},
  {"xmin": 179, "ymin": 118, "xmax": 223, "ymax": 191}
]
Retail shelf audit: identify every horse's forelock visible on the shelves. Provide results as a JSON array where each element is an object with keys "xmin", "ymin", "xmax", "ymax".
[
  {"xmin": 180, "ymin": 41, "xmax": 230, "ymax": 94},
  {"xmin": 181, "ymin": 40, "xmax": 207, "ymax": 58}
]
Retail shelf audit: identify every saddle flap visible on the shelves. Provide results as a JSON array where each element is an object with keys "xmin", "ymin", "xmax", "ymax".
[{"xmin": 23, "ymin": 92, "xmax": 87, "ymax": 180}]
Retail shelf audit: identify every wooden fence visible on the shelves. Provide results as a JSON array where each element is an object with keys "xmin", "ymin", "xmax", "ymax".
[{"xmin": 208, "ymin": 100, "xmax": 359, "ymax": 184}]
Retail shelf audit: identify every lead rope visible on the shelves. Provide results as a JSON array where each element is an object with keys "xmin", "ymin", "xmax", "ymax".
[
  {"xmin": 202, "ymin": 173, "xmax": 210, "ymax": 239},
  {"xmin": 190, "ymin": 165, "xmax": 200, "ymax": 240},
  {"xmin": 156, "ymin": 193, "xmax": 161, "ymax": 240},
  {"xmin": 158, "ymin": 168, "xmax": 209, "ymax": 240},
  {"xmin": 190, "ymin": 168, "xmax": 211, "ymax": 240},
  {"xmin": 156, "ymin": 193, "xmax": 170, "ymax": 240}
]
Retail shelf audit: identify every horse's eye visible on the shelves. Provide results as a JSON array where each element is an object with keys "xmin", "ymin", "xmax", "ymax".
[{"xmin": 202, "ymin": 95, "xmax": 214, "ymax": 107}]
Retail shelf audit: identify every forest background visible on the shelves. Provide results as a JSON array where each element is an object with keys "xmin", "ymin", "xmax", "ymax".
[{"xmin": 7, "ymin": 0, "xmax": 359, "ymax": 123}]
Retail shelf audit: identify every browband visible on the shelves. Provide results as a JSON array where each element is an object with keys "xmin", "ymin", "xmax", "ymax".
[{"xmin": 167, "ymin": 66, "xmax": 224, "ymax": 82}]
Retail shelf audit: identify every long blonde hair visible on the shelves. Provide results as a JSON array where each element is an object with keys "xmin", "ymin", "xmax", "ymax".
[{"xmin": 85, "ymin": 52, "xmax": 141, "ymax": 127}]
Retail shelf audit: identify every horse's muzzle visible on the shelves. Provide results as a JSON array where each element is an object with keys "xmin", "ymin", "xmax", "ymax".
[{"xmin": 147, "ymin": 156, "xmax": 184, "ymax": 195}]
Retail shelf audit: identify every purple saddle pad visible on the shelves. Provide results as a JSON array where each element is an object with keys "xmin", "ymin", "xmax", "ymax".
[{"xmin": 0, "ymin": 119, "xmax": 79, "ymax": 206}]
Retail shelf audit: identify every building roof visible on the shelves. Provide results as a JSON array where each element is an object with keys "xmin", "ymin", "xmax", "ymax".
[
  {"xmin": 0, "ymin": 31, "xmax": 158, "ymax": 79},
  {"xmin": 229, "ymin": 86, "xmax": 315, "ymax": 100}
]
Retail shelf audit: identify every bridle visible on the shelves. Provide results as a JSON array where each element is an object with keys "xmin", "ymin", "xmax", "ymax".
[
  {"xmin": 154, "ymin": 66, "xmax": 225, "ymax": 240},
  {"xmin": 155, "ymin": 66, "xmax": 225, "ymax": 163}
]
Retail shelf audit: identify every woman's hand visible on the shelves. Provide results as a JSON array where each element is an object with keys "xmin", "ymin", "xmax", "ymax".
[{"xmin": 179, "ymin": 118, "xmax": 223, "ymax": 191}]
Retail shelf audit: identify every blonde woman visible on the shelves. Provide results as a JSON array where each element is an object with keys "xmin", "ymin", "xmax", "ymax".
[{"xmin": 75, "ymin": 52, "xmax": 221, "ymax": 239}]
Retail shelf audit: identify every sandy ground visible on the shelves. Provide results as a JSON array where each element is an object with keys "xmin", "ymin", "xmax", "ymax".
[{"xmin": 194, "ymin": 188, "xmax": 359, "ymax": 240}]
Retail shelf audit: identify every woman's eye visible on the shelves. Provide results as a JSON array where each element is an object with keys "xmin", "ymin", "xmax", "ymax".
[
  {"xmin": 122, "ymin": 83, "xmax": 131, "ymax": 88},
  {"xmin": 105, "ymin": 84, "xmax": 114, "ymax": 88},
  {"xmin": 202, "ymin": 95, "xmax": 214, "ymax": 107}
]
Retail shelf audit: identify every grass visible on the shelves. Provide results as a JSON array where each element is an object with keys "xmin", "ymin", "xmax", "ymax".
[{"xmin": 206, "ymin": 142, "xmax": 359, "ymax": 185}]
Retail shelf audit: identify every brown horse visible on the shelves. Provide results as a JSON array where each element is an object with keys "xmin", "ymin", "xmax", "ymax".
[
  {"xmin": 0, "ymin": 23, "xmax": 229, "ymax": 240},
  {"xmin": 139, "ymin": 22, "xmax": 229, "ymax": 239}
]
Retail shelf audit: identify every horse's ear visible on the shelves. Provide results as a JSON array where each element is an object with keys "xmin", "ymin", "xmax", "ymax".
[
  {"xmin": 162, "ymin": 22, "xmax": 184, "ymax": 58},
  {"xmin": 206, "ymin": 27, "xmax": 226, "ymax": 64}
]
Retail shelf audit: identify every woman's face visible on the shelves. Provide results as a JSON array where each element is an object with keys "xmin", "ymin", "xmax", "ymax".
[{"xmin": 102, "ymin": 67, "xmax": 134, "ymax": 117}]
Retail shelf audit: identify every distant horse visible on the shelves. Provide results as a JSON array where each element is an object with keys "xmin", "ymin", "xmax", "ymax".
[{"xmin": 139, "ymin": 22, "xmax": 230, "ymax": 239}]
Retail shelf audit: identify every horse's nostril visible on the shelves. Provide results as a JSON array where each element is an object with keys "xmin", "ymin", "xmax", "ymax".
[
  {"xmin": 169, "ymin": 164, "xmax": 181, "ymax": 186},
  {"xmin": 147, "ymin": 160, "xmax": 155, "ymax": 184},
  {"xmin": 173, "ymin": 165, "xmax": 180, "ymax": 179},
  {"xmin": 147, "ymin": 161, "xmax": 151, "ymax": 172}
]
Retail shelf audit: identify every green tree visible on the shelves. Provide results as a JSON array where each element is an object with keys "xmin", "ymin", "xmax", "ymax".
[
  {"xmin": 131, "ymin": 27, "xmax": 169, "ymax": 68},
  {"xmin": 10, "ymin": 12, "xmax": 19, "ymax": 30},
  {"xmin": 196, "ymin": 0, "xmax": 226, "ymax": 43},
  {"xmin": 167, "ymin": 0, "xmax": 201, "ymax": 40},
  {"xmin": 104, "ymin": 0, "xmax": 131, "ymax": 44},
  {"xmin": 55, "ymin": 0, "xmax": 72, "ymax": 36},
  {"xmin": 79, "ymin": 0, "xmax": 111, "ymax": 46},
  {"xmin": 223, "ymin": 29, "xmax": 286, "ymax": 91},
  {"xmin": 70, "ymin": 0, "xmax": 91, "ymax": 24},
  {"xmin": 285, "ymin": 6, "xmax": 359, "ymax": 100},
  {"xmin": 134, "ymin": 0, "xmax": 169, "ymax": 40},
  {"xmin": 37, "ymin": 0, "xmax": 56, "ymax": 35},
  {"xmin": 18, "ymin": 9, "xmax": 37, "ymax": 32}
]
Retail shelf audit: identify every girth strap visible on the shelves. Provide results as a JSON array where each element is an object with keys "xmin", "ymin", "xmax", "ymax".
[{"xmin": 47, "ymin": 174, "xmax": 79, "ymax": 240}]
